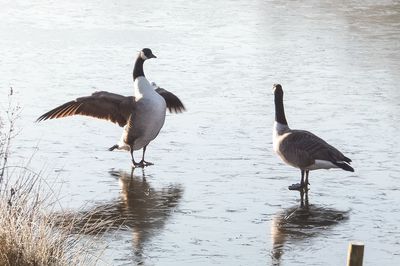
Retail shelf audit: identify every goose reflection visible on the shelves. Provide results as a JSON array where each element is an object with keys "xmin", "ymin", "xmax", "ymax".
[
  {"xmin": 65, "ymin": 169, "xmax": 183, "ymax": 263},
  {"xmin": 270, "ymin": 190, "xmax": 348, "ymax": 265}
]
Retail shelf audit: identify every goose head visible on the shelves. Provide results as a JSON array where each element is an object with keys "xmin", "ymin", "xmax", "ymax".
[
  {"xmin": 273, "ymin": 84, "xmax": 284, "ymax": 97},
  {"xmin": 140, "ymin": 48, "xmax": 157, "ymax": 60}
]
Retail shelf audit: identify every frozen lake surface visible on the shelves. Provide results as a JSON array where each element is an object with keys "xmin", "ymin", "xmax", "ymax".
[{"xmin": 1, "ymin": 0, "xmax": 400, "ymax": 265}]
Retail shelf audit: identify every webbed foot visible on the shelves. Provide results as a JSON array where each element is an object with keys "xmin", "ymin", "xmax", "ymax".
[
  {"xmin": 140, "ymin": 160, "xmax": 153, "ymax": 167},
  {"xmin": 108, "ymin": 144, "xmax": 118, "ymax": 151},
  {"xmin": 132, "ymin": 160, "xmax": 154, "ymax": 168},
  {"xmin": 288, "ymin": 182, "xmax": 310, "ymax": 191},
  {"xmin": 288, "ymin": 183, "xmax": 303, "ymax": 191}
]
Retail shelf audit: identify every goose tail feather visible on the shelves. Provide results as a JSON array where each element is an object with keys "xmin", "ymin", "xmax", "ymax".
[
  {"xmin": 333, "ymin": 161, "xmax": 354, "ymax": 172},
  {"xmin": 343, "ymin": 156, "xmax": 352, "ymax": 163}
]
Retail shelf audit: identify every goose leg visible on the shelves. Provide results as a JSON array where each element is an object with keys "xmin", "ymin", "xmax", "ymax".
[
  {"xmin": 300, "ymin": 170, "xmax": 305, "ymax": 187},
  {"xmin": 305, "ymin": 170, "xmax": 310, "ymax": 187},
  {"xmin": 139, "ymin": 145, "xmax": 153, "ymax": 167},
  {"xmin": 130, "ymin": 147, "xmax": 141, "ymax": 168},
  {"xmin": 288, "ymin": 170, "xmax": 305, "ymax": 191}
]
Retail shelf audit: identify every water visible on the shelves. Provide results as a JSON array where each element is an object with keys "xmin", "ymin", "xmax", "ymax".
[{"xmin": 1, "ymin": 0, "xmax": 400, "ymax": 265}]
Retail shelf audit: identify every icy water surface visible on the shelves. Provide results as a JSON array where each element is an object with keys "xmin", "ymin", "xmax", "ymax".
[{"xmin": 1, "ymin": 0, "xmax": 400, "ymax": 265}]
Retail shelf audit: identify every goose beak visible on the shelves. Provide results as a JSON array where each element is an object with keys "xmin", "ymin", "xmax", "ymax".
[{"xmin": 149, "ymin": 53, "xmax": 157, "ymax": 59}]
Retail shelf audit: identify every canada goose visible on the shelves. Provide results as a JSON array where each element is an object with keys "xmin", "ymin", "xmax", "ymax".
[
  {"xmin": 37, "ymin": 48, "xmax": 185, "ymax": 168},
  {"xmin": 272, "ymin": 84, "xmax": 354, "ymax": 190}
]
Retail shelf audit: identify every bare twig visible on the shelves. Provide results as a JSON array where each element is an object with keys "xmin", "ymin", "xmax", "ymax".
[{"xmin": 0, "ymin": 87, "xmax": 21, "ymax": 184}]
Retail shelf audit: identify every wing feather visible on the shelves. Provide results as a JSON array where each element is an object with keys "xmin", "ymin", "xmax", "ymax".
[
  {"xmin": 37, "ymin": 91, "xmax": 135, "ymax": 127},
  {"xmin": 280, "ymin": 130, "xmax": 351, "ymax": 167},
  {"xmin": 155, "ymin": 87, "xmax": 186, "ymax": 113}
]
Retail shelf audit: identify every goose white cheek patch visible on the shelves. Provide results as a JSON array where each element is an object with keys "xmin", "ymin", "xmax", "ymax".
[{"xmin": 141, "ymin": 51, "xmax": 148, "ymax": 60}]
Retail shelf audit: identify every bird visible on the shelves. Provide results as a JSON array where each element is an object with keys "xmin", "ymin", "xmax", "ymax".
[
  {"xmin": 37, "ymin": 48, "xmax": 185, "ymax": 168},
  {"xmin": 272, "ymin": 84, "xmax": 354, "ymax": 190}
]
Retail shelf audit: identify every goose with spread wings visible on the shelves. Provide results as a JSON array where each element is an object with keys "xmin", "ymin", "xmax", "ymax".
[
  {"xmin": 272, "ymin": 84, "xmax": 353, "ymax": 191},
  {"xmin": 37, "ymin": 48, "xmax": 185, "ymax": 168}
]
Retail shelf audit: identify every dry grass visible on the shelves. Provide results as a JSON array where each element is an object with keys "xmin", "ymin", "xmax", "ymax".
[
  {"xmin": 0, "ymin": 88, "xmax": 107, "ymax": 266},
  {"xmin": 0, "ymin": 173, "xmax": 103, "ymax": 265}
]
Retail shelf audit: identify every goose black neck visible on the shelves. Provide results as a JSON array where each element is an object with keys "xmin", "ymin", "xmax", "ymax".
[
  {"xmin": 133, "ymin": 56, "xmax": 145, "ymax": 80},
  {"xmin": 274, "ymin": 92, "xmax": 288, "ymax": 125}
]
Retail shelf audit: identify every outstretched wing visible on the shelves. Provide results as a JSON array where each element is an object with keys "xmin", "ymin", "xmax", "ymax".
[
  {"xmin": 37, "ymin": 91, "xmax": 135, "ymax": 127},
  {"xmin": 155, "ymin": 87, "xmax": 186, "ymax": 113}
]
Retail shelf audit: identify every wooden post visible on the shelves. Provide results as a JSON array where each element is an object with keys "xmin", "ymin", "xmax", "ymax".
[{"xmin": 347, "ymin": 242, "xmax": 364, "ymax": 266}]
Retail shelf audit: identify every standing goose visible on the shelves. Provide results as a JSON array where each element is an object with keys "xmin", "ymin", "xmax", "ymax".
[
  {"xmin": 272, "ymin": 84, "xmax": 354, "ymax": 190},
  {"xmin": 37, "ymin": 48, "xmax": 185, "ymax": 168}
]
